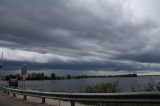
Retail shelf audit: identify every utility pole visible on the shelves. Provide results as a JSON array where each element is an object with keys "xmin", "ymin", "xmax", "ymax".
[{"xmin": 0, "ymin": 52, "xmax": 3, "ymax": 85}]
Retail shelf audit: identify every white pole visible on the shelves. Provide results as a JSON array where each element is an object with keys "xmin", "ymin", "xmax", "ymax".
[
  {"xmin": 0, "ymin": 52, "xmax": 3, "ymax": 85},
  {"xmin": 1, "ymin": 52, "xmax": 3, "ymax": 65}
]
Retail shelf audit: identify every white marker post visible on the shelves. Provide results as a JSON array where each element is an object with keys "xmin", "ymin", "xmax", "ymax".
[
  {"xmin": 0, "ymin": 52, "xmax": 3, "ymax": 85},
  {"xmin": 21, "ymin": 64, "xmax": 27, "ymax": 89}
]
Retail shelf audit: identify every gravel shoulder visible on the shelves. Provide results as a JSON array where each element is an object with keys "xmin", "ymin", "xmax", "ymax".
[{"xmin": 0, "ymin": 92, "xmax": 88, "ymax": 106}]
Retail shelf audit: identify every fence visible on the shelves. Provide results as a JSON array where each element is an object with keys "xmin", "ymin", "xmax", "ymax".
[{"xmin": 1, "ymin": 85, "xmax": 160, "ymax": 106}]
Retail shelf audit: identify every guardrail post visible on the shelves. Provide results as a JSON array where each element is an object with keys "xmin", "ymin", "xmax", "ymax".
[
  {"xmin": 115, "ymin": 103, "xmax": 119, "ymax": 106},
  {"xmin": 23, "ymin": 95, "xmax": 27, "ymax": 100},
  {"xmin": 42, "ymin": 97, "xmax": 45, "ymax": 104},
  {"xmin": 71, "ymin": 100, "xmax": 75, "ymax": 106},
  {"xmin": 13, "ymin": 93, "xmax": 16, "ymax": 97},
  {"xmin": 101, "ymin": 103, "xmax": 104, "ymax": 106},
  {"xmin": 59, "ymin": 100, "xmax": 60, "ymax": 106}
]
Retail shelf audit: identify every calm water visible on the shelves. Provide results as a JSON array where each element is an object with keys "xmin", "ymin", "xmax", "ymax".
[{"xmin": 13, "ymin": 76, "xmax": 160, "ymax": 92}]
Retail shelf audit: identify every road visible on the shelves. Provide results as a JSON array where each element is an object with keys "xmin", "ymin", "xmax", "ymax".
[
  {"xmin": 0, "ymin": 93, "xmax": 53, "ymax": 106},
  {"xmin": 0, "ymin": 93, "xmax": 86, "ymax": 106}
]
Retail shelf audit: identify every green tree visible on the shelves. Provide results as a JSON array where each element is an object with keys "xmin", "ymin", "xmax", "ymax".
[
  {"xmin": 50, "ymin": 73, "xmax": 56, "ymax": 80},
  {"xmin": 67, "ymin": 74, "xmax": 71, "ymax": 79}
]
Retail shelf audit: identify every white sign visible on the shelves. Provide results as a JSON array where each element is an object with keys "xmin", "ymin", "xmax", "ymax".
[
  {"xmin": 21, "ymin": 64, "xmax": 27, "ymax": 87},
  {"xmin": 22, "ymin": 75, "xmax": 26, "ymax": 81},
  {"xmin": 21, "ymin": 64, "xmax": 27, "ymax": 75}
]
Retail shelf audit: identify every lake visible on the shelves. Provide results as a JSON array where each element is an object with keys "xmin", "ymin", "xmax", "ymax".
[{"xmin": 7, "ymin": 76, "xmax": 160, "ymax": 92}]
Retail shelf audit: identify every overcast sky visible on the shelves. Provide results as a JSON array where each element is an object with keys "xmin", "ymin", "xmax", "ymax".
[{"xmin": 1, "ymin": 0, "xmax": 160, "ymax": 75}]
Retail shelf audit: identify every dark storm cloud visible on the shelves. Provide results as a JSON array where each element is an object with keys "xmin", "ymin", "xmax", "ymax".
[
  {"xmin": 1, "ymin": 0, "xmax": 160, "ymax": 73},
  {"xmin": 115, "ymin": 48, "xmax": 160, "ymax": 63},
  {"xmin": 3, "ymin": 60, "xmax": 157, "ymax": 72}
]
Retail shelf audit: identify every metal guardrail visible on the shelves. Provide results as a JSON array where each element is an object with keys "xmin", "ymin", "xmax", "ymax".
[{"xmin": 1, "ymin": 85, "xmax": 160, "ymax": 106}]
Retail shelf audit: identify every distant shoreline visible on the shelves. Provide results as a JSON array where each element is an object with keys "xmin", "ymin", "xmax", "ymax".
[{"xmin": 5, "ymin": 73, "xmax": 160, "ymax": 81}]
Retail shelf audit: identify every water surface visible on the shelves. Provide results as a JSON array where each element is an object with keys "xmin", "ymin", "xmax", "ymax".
[{"xmin": 12, "ymin": 76, "xmax": 160, "ymax": 92}]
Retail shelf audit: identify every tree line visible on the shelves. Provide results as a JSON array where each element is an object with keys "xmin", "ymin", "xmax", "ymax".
[
  {"xmin": 4, "ymin": 73, "xmax": 88, "ymax": 80},
  {"xmin": 4, "ymin": 73, "xmax": 138, "ymax": 81}
]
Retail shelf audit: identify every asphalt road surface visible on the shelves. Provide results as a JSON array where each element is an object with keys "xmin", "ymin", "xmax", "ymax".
[
  {"xmin": 0, "ymin": 93, "xmax": 50, "ymax": 106},
  {"xmin": 0, "ymin": 93, "xmax": 86, "ymax": 106}
]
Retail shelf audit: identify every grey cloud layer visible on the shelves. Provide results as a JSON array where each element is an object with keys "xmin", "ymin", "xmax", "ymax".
[{"xmin": 0, "ymin": 0, "xmax": 160, "ymax": 72}]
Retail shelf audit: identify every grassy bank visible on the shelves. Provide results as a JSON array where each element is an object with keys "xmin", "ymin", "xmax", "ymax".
[{"xmin": 79, "ymin": 81, "xmax": 160, "ymax": 106}]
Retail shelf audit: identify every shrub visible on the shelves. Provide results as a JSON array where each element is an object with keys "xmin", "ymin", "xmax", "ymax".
[
  {"xmin": 156, "ymin": 82, "xmax": 160, "ymax": 91},
  {"xmin": 82, "ymin": 81, "xmax": 119, "ymax": 93}
]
